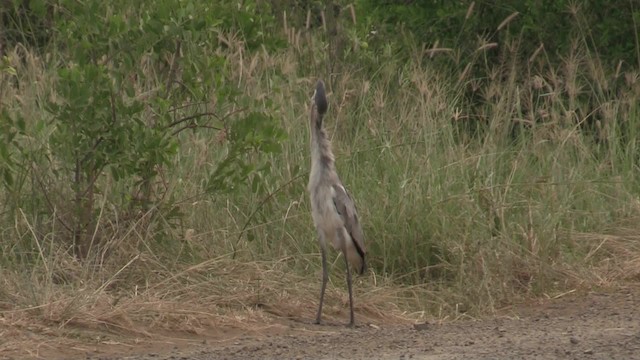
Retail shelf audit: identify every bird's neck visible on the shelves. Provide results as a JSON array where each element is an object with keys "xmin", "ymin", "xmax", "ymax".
[{"xmin": 310, "ymin": 126, "xmax": 335, "ymax": 174}]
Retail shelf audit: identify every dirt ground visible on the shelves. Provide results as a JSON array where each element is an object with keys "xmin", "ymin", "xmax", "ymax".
[{"xmin": 2, "ymin": 285, "xmax": 639, "ymax": 360}]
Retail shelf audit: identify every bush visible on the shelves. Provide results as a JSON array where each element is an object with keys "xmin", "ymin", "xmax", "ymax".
[{"xmin": 0, "ymin": 0, "xmax": 286, "ymax": 259}]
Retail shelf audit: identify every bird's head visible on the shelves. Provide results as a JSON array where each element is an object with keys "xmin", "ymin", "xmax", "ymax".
[
  {"xmin": 310, "ymin": 79, "xmax": 328, "ymax": 130},
  {"xmin": 314, "ymin": 80, "xmax": 328, "ymax": 115}
]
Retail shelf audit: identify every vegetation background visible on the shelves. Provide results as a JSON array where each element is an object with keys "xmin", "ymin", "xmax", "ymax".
[{"xmin": 1, "ymin": 0, "xmax": 639, "ymax": 341}]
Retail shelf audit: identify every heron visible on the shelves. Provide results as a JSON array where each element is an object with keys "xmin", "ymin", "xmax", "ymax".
[{"xmin": 307, "ymin": 79, "xmax": 367, "ymax": 327}]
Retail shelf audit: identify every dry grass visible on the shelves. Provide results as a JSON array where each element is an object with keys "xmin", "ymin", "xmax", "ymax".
[{"xmin": 0, "ymin": 250, "xmax": 420, "ymax": 358}]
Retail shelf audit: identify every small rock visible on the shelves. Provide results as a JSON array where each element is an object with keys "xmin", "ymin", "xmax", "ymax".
[
  {"xmin": 570, "ymin": 337, "xmax": 579, "ymax": 345},
  {"xmin": 413, "ymin": 322, "xmax": 430, "ymax": 331},
  {"xmin": 584, "ymin": 349, "xmax": 594, "ymax": 355}
]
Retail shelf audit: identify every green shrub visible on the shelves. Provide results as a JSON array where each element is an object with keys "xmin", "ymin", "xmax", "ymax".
[{"xmin": 0, "ymin": 0, "xmax": 286, "ymax": 259}]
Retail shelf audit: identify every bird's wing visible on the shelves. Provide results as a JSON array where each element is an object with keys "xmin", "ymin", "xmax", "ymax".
[{"xmin": 332, "ymin": 183, "xmax": 366, "ymax": 257}]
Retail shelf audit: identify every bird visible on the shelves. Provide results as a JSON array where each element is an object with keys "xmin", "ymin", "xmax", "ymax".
[{"xmin": 307, "ymin": 79, "xmax": 367, "ymax": 327}]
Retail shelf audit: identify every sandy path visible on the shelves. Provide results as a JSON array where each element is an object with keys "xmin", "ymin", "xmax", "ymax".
[{"xmin": 78, "ymin": 286, "xmax": 639, "ymax": 360}]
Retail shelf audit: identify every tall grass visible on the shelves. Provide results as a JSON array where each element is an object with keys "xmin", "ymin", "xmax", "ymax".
[{"xmin": 1, "ymin": 7, "xmax": 640, "ymax": 349}]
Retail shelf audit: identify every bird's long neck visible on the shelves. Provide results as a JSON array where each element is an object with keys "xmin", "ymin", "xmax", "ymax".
[{"xmin": 310, "ymin": 108, "xmax": 335, "ymax": 175}]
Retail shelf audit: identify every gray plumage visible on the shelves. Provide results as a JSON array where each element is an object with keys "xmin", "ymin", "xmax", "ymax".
[{"xmin": 308, "ymin": 79, "xmax": 367, "ymax": 327}]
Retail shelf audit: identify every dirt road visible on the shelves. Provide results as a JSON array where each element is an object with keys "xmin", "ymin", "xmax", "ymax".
[{"xmin": 76, "ymin": 286, "xmax": 639, "ymax": 360}]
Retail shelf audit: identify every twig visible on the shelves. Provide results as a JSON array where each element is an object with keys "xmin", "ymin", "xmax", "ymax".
[
  {"xmin": 163, "ymin": 39, "xmax": 182, "ymax": 99},
  {"xmin": 166, "ymin": 112, "xmax": 221, "ymax": 129},
  {"xmin": 171, "ymin": 123, "xmax": 223, "ymax": 136},
  {"xmin": 31, "ymin": 163, "xmax": 72, "ymax": 232}
]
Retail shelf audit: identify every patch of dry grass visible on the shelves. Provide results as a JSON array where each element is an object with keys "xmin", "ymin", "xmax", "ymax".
[{"xmin": 0, "ymin": 249, "xmax": 420, "ymax": 359}]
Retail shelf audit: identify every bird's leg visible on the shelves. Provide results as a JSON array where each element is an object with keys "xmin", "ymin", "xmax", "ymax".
[
  {"xmin": 343, "ymin": 245, "xmax": 355, "ymax": 327},
  {"xmin": 315, "ymin": 245, "xmax": 328, "ymax": 324}
]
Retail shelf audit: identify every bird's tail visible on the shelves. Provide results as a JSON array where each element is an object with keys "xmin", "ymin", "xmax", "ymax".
[
  {"xmin": 358, "ymin": 255, "xmax": 367, "ymax": 276},
  {"xmin": 356, "ymin": 256, "xmax": 369, "ymax": 275},
  {"xmin": 346, "ymin": 242, "xmax": 367, "ymax": 276}
]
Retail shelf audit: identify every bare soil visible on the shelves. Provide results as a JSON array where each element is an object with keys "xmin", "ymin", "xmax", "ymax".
[{"xmin": 2, "ymin": 285, "xmax": 639, "ymax": 360}]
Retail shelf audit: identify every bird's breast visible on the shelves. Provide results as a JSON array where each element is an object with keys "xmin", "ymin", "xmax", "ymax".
[{"xmin": 310, "ymin": 186, "xmax": 344, "ymax": 250}]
